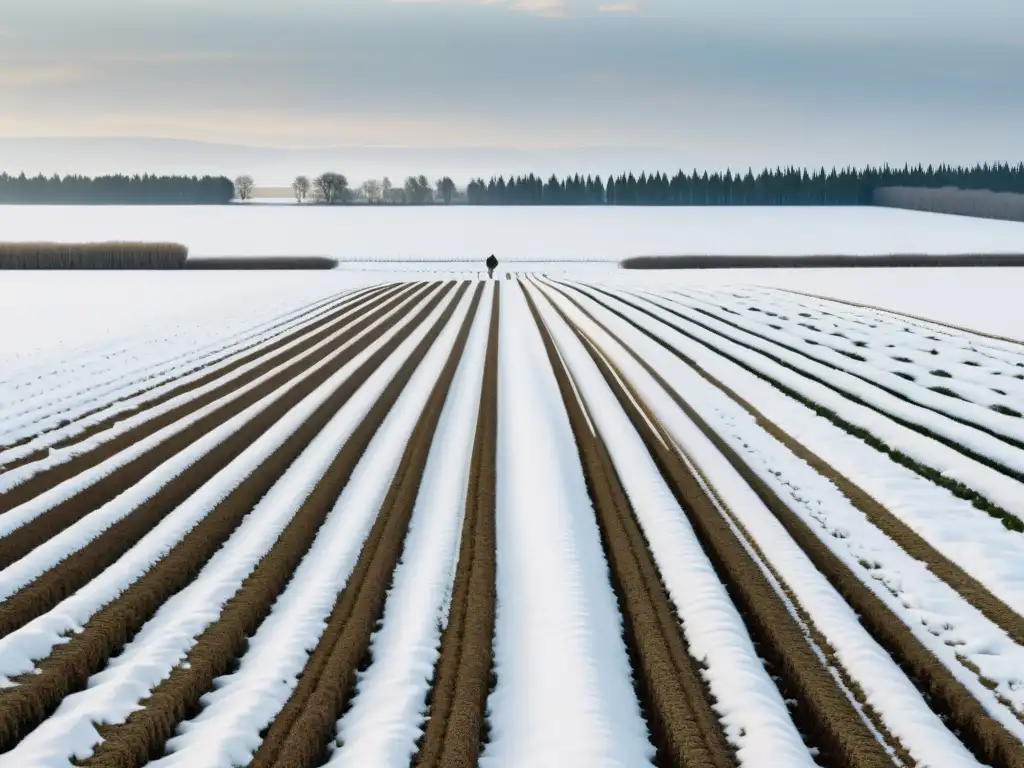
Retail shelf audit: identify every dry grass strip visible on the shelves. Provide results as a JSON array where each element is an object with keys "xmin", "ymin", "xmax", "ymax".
[
  {"xmin": 0, "ymin": 283, "xmax": 457, "ymax": 754},
  {"xmin": 0, "ymin": 243, "xmax": 188, "ymax": 270},
  {"xmin": 539, "ymin": 280, "xmax": 893, "ymax": 768},
  {"xmin": 414, "ymin": 283, "xmax": 499, "ymax": 768},
  {"xmin": 80, "ymin": 285, "xmax": 478, "ymax": 768},
  {"xmin": 522, "ymin": 282, "xmax": 735, "ymax": 768},
  {"xmin": 250, "ymin": 282, "xmax": 482, "ymax": 768}
]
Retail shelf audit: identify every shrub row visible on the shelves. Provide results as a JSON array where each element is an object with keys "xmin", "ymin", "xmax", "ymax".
[{"xmin": 0, "ymin": 242, "xmax": 188, "ymax": 269}]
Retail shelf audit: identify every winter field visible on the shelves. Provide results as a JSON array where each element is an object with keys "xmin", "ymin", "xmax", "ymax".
[
  {"xmin": 1, "ymin": 271, "xmax": 1024, "ymax": 767},
  {"xmin": 4, "ymin": 205, "xmax": 1024, "ymax": 261}
]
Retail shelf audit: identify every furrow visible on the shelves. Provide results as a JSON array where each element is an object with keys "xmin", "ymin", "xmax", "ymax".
[
  {"xmin": 0, "ymin": 283, "xmax": 422, "ymax": 571},
  {"xmin": 0, "ymin": 283, "xmax": 458, "ymax": 753},
  {"xmin": 77, "ymin": 285, "xmax": 482, "ymax": 768},
  {"xmin": 0, "ymin": 285, "xmax": 381, "ymax": 461},
  {"xmin": 540, "ymin": 281, "xmax": 895, "ymax": 767},
  {"xmin": 413, "ymin": 284, "xmax": 499, "ymax": 768},
  {"xmin": 521, "ymin": 282, "xmax": 735, "ymax": 768},
  {"xmin": 249, "ymin": 281, "xmax": 482, "ymax": 768}
]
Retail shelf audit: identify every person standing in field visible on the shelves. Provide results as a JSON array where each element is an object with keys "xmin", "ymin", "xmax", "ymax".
[{"xmin": 486, "ymin": 253, "xmax": 499, "ymax": 279}]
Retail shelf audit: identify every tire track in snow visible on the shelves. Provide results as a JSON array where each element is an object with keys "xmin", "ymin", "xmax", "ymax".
[
  {"xmin": 250, "ymin": 282, "xmax": 484, "ymax": 768},
  {"xmin": 0, "ymin": 283, "xmax": 455, "ymax": 754}
]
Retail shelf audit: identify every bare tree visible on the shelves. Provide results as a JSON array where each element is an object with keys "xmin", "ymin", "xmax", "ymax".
[
  {"xmin": 361, "ymin": 179, "xmax": 382, "ymax": 203},
  {"xmin": 234, "ymin": 175, "xmax": 255, "ymax": 201},
  {"xmin": 381, "ymin": 177, "xmax": 393, "ymax": 203},
  {"xmin": 313, "ymin": 172, "xmax": 349, "ymax": 205},
  {"xmin": 292, "ymin": 175, "xmax": 311, "ymax": 203}
]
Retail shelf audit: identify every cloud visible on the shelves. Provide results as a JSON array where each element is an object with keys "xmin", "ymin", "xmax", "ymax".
[
  {"xmin": 598, "ymin": 1, "xmax": 638, "ymax": 11},
  {"xmin": 0, "ymin": 64, "xmax": 88, "ymax": 87}
]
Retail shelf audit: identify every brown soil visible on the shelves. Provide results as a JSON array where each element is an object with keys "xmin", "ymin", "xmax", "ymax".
[
  {"xmin": 533, "ymin": 279, "xmax": 893, "ymax": 768},
  {"xmin": 522, "ymin": 282, "xmax": 736, "ymax": 768},
  {"xmin": 81, "ymin": 285, "xmax": 478, "ymax": 768},
  {"xmin": 414, "ymin": 283, "xmax": 499, "ymax": 768},
  {"xmin": 250, "ymin": 282, "xmax": 483, "ymax": 768},
  {"xmin": 0, "ymin": 282, "xmax": 457, "ymax": 753}
]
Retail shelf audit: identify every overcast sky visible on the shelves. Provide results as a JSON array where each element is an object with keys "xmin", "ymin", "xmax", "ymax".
[{"xmin": 0, "ymin": 0, "xmax": 1022, "ymax": 169}]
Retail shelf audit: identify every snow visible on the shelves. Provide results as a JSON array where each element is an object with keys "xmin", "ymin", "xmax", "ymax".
[
  {"xmin": 149, "ymin": 287, "xmax": 474, "ymax": 768},
  {"xmin": 480, "ymin": 281, "xmax": 654, "ymax": 767},
  {"xmin": 530, "ymin": 281, "xmax": 814, "ymax": 766},
  {"xmin": 326, "ymin": 285, "xmax": 492, "ymax": 765},
  {"xmin": 0, "ymin": 271, "xmax": 374, "ymax": 371}
]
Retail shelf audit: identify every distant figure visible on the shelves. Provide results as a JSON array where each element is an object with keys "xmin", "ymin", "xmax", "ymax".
[{"xmin": 486, "ymin": 253, "xmax": 499, "ymax": 279}]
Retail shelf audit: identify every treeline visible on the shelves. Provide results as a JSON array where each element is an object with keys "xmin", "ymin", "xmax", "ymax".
[
  {"xmin": 465, "ymin": 162, "xmax": 1024, "ymax": 206},
  {"xmin": 0, "ymin": 174, "xmax": 235, "ymax": 204}
]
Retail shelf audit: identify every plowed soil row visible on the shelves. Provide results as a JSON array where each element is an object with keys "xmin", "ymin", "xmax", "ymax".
[
  {"xmin": 0, "ymin": 283, "xmax": 425, "ymax": 578},
  {"xmin": 522, "ymin": 283, "xmax": 735, "ymax": 768},
  {"xmin": 557, "ymin": 280, "xmax": 1024, "ymax": 648},
  {"xmin": 80, "ymin": 284, "xmax": 480, "ymax": 768},
  {"xmin": 547, "ymin": 280, "xmax": 1024, "ymax": 768},
  {"xmin": 0, "ymin": 285, "xmax": 382, "ymax": 466},
  {"xmin": 530, "ymin": 281, "xmax": 894, "ymax": 768},
  {"xmin": 0, "ymin": 282, "xmax": 408, "ymax": 518},
  {"xmin": 414, "ymin": 283, "xmax": 499, "ymax": 768},
  {"xmin": 0, "ymin": 283, "xmax": 459, "ymax": 753},
  {"xmin": 250, "ymin": 282, "xmax": 485, "ymax": 768}
]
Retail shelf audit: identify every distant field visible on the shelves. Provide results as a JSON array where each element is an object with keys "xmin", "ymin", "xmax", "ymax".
[
  {"xmin": 2, "ymin": 205, "xmax": 1024, "ymax": 261},
  {"xmin": 2, "ymin": 276, "xmax": 1024, "ymax": 766}
]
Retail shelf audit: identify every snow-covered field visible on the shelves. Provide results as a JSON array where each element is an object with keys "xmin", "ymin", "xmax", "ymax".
[
  {"xmin": 2, "ymin": 273, "xmax": 1024, "ymax": 767},
  {"xmin": 3, "ymin": 205, "xmax": 1024, "ymax": 261}
]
